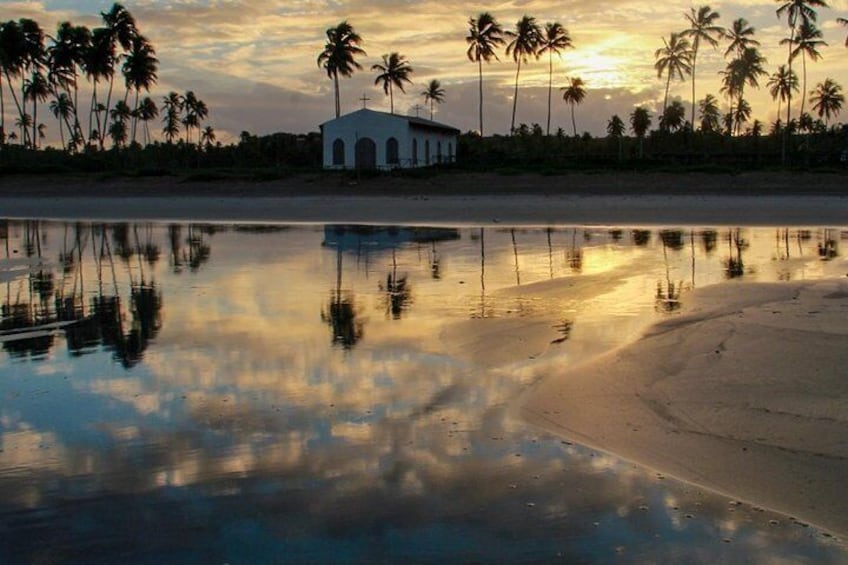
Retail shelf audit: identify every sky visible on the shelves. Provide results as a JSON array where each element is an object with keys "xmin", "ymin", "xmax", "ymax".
[{"xmin": 2, "ymin": 0, "xmax": 847, "ymax": 145}]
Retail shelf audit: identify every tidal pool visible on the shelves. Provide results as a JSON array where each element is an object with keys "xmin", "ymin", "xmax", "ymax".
[{"xmin": 0, "ymin": 221, "xmax": 845, "ymax": 563}]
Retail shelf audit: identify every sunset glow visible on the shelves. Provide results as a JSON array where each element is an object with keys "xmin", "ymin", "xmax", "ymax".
[{"xmin": 2, "ymin": 0, "xmax": 847, "ymax": 143}]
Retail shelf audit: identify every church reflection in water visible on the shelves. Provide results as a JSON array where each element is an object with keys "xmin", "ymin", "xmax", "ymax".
[{"xmin": 0, "ymin": 220, "xmax": 844, "ymax": 563}]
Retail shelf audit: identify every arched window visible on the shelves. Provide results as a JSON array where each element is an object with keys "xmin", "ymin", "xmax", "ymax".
[
  {"xmin": 425, "ymin": 140, "xmax": 430, "ymax": 165},
  {"xmin": 386, "ymin": 137, "xmax": 399, "ymax": 165},
  {"xmin": 437, "ymin": 141, "xmax": 442, "ymax": 163},
  {"xmin": 412, "ymin": 139, "xmax": 418, "ymax": 166},
  {"xmin": 332, "ymin": 139, "xmax": 345, "ymax": 166}
]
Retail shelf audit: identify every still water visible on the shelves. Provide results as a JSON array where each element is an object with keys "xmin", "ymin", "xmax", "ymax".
[{"xmin": 0, "ymin": 221, "xmax": 845, "ymax": 563}]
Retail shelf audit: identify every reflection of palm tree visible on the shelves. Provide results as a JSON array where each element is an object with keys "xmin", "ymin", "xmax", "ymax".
[
  {"xmin": 566, "ymin": 228, "xmax": 583, "ymax": 272},
  {"xmin": 380, "ymin": 249, "xmax": 413, "ymax": 319},
  {"xmin": 429, "ymin": 241, "xmax": 441, "ymax": 279},
  {"xmin": 511, "ymin": 229, "xmax": 522, "ymax": 285},
  {"xmin": 724, "ymin": 228, "xmax": 746, "ymax": 278},
  {"xmin": 321, "ymin": 246, "xmax": 363, "ymax": 349},
  {"xmin": 818, "ymin": 228, "xmax": 838, "ymax": 260},
  {"xmin": 656, "ymin": 230, "xmax": 683, "ymax": 312},
  {"xmin": 632, "ymin": 229, "xmax": 651, "ymax": 246}
]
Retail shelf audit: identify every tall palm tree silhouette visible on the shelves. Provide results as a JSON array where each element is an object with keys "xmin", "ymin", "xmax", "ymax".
[
  {"xmin": 538, "ymin": 22, "xmax": 572, "ymax": 136},
  {"xmin": 810, "ymin": 78, "xmax": 844, "ymax": 125},
  {"xmin": 682, "ymin": 6, "xmax": 724, "ymax": 128},
  {"xmin": 782, "ymin": 21, "xmax": 826, "ymax": 116},
  {"xmin": 698, "ymin": 93, "xmax": 722, "ymax": 132},
  {"xmin": 561, "ymin": 76, "xmax": 586, "ymax": 136},
  {"xmin": 161, "ymin": 91, "xmax": 182, "ymax": 143},
  {"xmin": 24, "ymin": 71, "xmax": 50, "ymax": 148},
  {"xmin": 101, "ymin": 3, "xmax": 137, "ymax": 148},
  {"xmin": 122, "ymin": 35, "xmax": 157, "ymax": 144},
  {"xmin": 84, "ymin": 27, "xmax": 115, "ymax": 146},
  {"xmin": 372, "ymin": 52, "xmax": 413, "ymax": 114},
  {"xmin": 722, "ymin": 47, "xmax": 766, "ymax": 134},
  {"xmin": 654, "ymin": 32, "xmax": 692, "ymax": 115},
  {"xmin": 630, "ymin": 107, "xmax": 651, "ymax": 158},
  {"xmin": 505, "ymin": 15, "xmax": 541, "ymax": 134},
  {"xmin": 137, "ymin": 96, "xmax": 157, "ymax": 145},
  {"xmin": 421, "ymin": 79, "xmax": 445, "ymax": 120},
  {"xmin": 1, "ymin": 21, "xmax": 30, "ymax": 146},
  {"xmin": 775, "ymin": 0, "xmax": 827, "ymax": 128},
  {"xmin": 49, "ymin": 92, "xmax": 74, "ymax": 149},
  {"xmin": 767, "ymin": 65, "xmax": 799, "ymax": 126},
  {"xmin": 317, "ymin": 21, "xmax": 365, "ymax": 118},
  {"xmin": 466, "ymin": 12, "xmax": 504, "ymax": 136},
  {"xmin": 47, "ymin": 22, "xmax": 90, "ymax": 150}
]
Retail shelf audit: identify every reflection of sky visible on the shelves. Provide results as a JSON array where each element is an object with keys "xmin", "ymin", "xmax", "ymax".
[{"xmin": 1, "ymin": 222, "xmax": 846, "ymax": 562}]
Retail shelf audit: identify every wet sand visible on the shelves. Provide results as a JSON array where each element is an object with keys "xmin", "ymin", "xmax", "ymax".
[
  {"xmin": 3, "ymin": 170, "xmax": 848, "ymax": 539},
  {"xmin": 523, "ymin": 279, "xmax": 848, "ymax": 539},
  {"xmin": 1, "ymin": 171, "xmax": 847, "ymax": 225}
]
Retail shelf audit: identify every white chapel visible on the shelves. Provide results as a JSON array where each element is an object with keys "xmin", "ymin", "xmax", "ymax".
[{"xmin": 320, "ymin": 108, "xmax": 459, "ymax": 170}]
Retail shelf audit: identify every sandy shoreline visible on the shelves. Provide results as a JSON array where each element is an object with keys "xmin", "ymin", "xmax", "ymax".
[
  {"xmin": 1, "ymin": 171, "xmax": 847, "ymax": 225},
  {"xmin": 522, "ymin": 279, "xmax": 848, "ymax": 539}
]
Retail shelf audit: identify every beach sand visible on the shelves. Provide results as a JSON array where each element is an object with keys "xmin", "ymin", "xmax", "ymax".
[
  {"xmin": 523, "ymin": 279, "xmax": 848, "ymax": 539},
  {"xmin": 3, "ymin": 170, "xmax": 848, "ymax": 538},
  {"xmin": 1, "ymin": 170, "xmax": 847, "ymax": 225}
]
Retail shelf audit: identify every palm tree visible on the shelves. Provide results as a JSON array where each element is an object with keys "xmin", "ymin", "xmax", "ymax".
[
  {"xmin": 101, "ymin": 3, "xmax": 137, "ymax": 136},
  {"xmin": 49, "ymin": 92, "xmax": 74, "ymax": 149},
  {"xmin": 1, "ymin": 21, "xmax": 28, "ymax": 146},
  {"xmin": 538, "ymin": 23, "xmax": 572, "ymax": 136},
  {"xmin": 505, "ymin": 15, "xmax": 541, "ymax": 134},
  {"xmin": 560, "ymin": 76, "xmax": 586, "ymax": 136},
  {"xmin": 466, "ymin": 12, "xmax": 505, "ymax": 136},
  {"xmin": 733, "ymin": 97, "xmax": 752, "ymax": 132},
  {"xmin": 200, "ymin": 125, "xmax": 215, "ymax": 148},
  {"xmin": 654, "ymin": 32, "xmax": 692, "ymax": 114},
  {"xmin": 47, "ymin": 22, "xmax": 90, "ymax": 149},
  {"xmin": 630, "ymin": 106, "xmax": 651, "ymax": 158},
  {"xmin": 607, "ymin": 114, "xmax": 625, "ymax": 137},
  {"xmin": 724, "ymin": 18, "xmax": 759, "ymax": 58},
  {"xmin": 108, "ymin": 113, "xmax": 127, "ymax": 147},
  {"xmin": 698, "ymin": 94, "xmax": 721, "ymax": 132},
  {"xmin": 137, "ymin": 96, "xmax": 157, "ymax": 145},
  {"xmin": 682, "ymin": 6, "xmax": 724, "ymax": 128},
  {"xmin": 371, "ymin": 52, "xmax": 413, "ymax": 114},
  {"xmin": 421, "ymin": 79, "xmax": 445, "ymax": 120},
  {"xmin": 660, "ymin": 100, "xmax": 686, "ymax": 132},
  {"xmin": 775, "ymin": 0, "xmax": 828, "ymax": 125},
  {"xmin": 122, "ymin": 35, "xmax": 157, "ymax": 144},
  {"xmin": 721, "ymin": 47, "xmax": 767, "ymax": 134},
  {"xmin": 767, "ymin": 65, "xmax": 799, "ymax": 125},
  {"xmin": 607, "ymin": 114, "xmax": 625, "ymax": 160},
  {"xmin": 782, "ymin": 21, "xmax": 826, "ymax": 116},
  {"xmin": 182, "ymin": 91, "xmax": 208, "ymax": 145},
  {"xmin": 24, "ymin": 71, "xmax": 50, "ymax": 149},
  {"xmin": 161, "ymin": 91, "xmax": 182, "ymax": 143},
  {"xmin": 317, "ymin": 21, "xmax": 365, "ymax": 118},
  {"xmin": 809, "ymin": 78, "xmax": 844, "ymax": 125},
  {"xmin": 83, "ymin": 26, "xmax": 114, "ymax": 146}
]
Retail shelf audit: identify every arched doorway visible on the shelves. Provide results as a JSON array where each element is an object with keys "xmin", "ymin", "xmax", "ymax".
[
  {"xmin": 355, "ymin": 137, "xmax": 377, "ymax": 170},
  {"xmin": 332, "ymin": 139, "xmax": 345, "ymax": 166}
]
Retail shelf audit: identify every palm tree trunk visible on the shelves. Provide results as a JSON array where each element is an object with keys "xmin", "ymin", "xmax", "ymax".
[
  {"xmin": 104, "ymin": 73, "xmax": 116, "ymax": 150},
  {"xmin": 510, "ymin": 58, "xmax": 521, "ymax": 134},
  {"xmin": 800, "ymin": 52, "xmax": 807, "ymax": 117},
  {"xmin": 89, "ymin": 81, "xmax": 99, "ymax": 145},
  {"xmin": 430, "ymin": 99, "xmax": 434, "ymax": 120},
  {"xmin": 2, "ymin": 70, "xmax": 26, "ymax": 144},
  {"xmin": 570, "ymin": 103, "xmax": 577, "ymax": 137},
  {"xmin": 0, "ymin": 73, "xmax": 5, "ymax": 144},
  {"xmin": 478, "ymin": 58, "xmax": 484, "ymax": 136},
  {"xmin": 131, "ymin": 90, "xmax": 139, "ymax": 144},
  {"xmin": 32, "ymin": 94, "xmax": 38, "ymax": 150},
  {"xmin": 663, "ymin": 73, "xmax": 671, "ymax": 116},
  {"xmin": 690, "ymin": 50, "xmax": 697, "ymax": 128},
  {"xmin": 389, "ymin": 83, "xmax": 394, "ymax": 114},
  {"xmin": 334, "ymin": 72, "xmax": 340, "ymax": 118},
  {"xmin": 546, "ymin": 52, "xmax": 553, "ymax": 136}
]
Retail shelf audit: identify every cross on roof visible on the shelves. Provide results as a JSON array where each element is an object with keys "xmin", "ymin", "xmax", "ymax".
[
  {"xmin": 359, "ymin": 93, "xmax": 371, "ymax": 108},
  {"xmin": 411, "ymin": 104, "xmax": 424, "ymax": 118}
]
